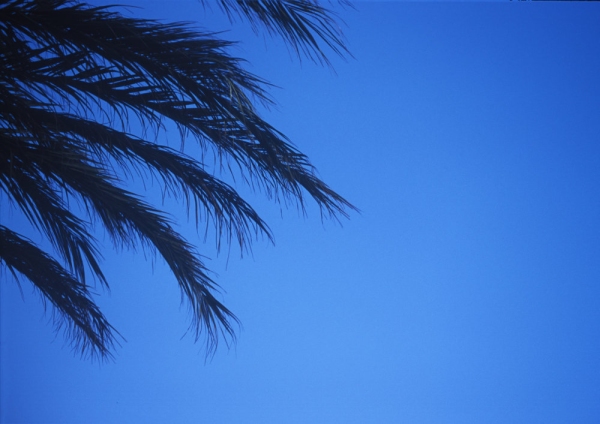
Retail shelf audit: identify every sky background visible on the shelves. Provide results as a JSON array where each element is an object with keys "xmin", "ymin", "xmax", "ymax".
[{"xmin": 2, "ymin": 1, "xmax": 600, "ymax": 423}]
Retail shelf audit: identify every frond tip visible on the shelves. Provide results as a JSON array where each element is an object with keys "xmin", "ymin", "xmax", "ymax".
[
  {"xmin": 212, "ymin": 0, "xmax": 353, "ymax": 66},
  {"xmin": 0, "ymin": 226, "xmax": 121, "ymax": 360}
]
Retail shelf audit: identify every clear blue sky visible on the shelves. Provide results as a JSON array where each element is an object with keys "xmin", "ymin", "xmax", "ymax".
[{"xmin": 2, "ymin": 1, "xmax": 600, "ymax": 423}]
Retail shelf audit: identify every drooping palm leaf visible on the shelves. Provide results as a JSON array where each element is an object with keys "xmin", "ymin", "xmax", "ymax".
[
  {"xmin": 213, "ymin": 0, "xmax": 353, "ymax": 66},
  {"xmin": 0, "ymin": 0, "xmax": 356, "ymax": 359},
  {"xmin": 0, "ymin": 226, "xmax": 119, "ymax": 359}
]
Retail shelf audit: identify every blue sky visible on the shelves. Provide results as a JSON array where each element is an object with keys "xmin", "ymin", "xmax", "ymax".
[{"xmin": 2, "ymin": 1, "xmax": 600, "ymax": 423}]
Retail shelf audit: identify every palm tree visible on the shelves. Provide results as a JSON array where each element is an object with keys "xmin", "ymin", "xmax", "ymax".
[{"xmin": 0, "ymin": 0, "xmax": 356, "ymax": 360}]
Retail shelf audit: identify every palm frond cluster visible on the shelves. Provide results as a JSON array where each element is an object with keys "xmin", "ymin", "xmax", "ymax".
[{"xmin": 0, "ymin": 0, "xmax": 354, "ymax": 360}]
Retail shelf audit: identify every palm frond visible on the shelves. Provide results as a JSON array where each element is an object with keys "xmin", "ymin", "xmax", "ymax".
[
  {"xmin": 213, "ymin": 0, "xmax": 353, "ymax": 66},
  {"xmin": 7, "ymin": 128, "xmax": 239, "ymax": 353},
  {"xmin": 0, "ymin": 226, "xmax": 120, "ymax": 360},
  {"xmin": 0, "ymin": 131, "xmax": 107, "ymax": 287},
  {"xmin": 0, "ymin": 0, "xmax": 356, "ymax": 359}
]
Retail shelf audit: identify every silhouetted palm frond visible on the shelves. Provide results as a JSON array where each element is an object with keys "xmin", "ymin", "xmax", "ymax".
[
  {"xmin": 0, "ymin": 226, "xmax": 118, "ymax": 358},
  {"xmin": 0, "ymin": 0, "xmax": 356, "ymax": 360},
  {"xmin": 213, "ymin": 0, "xmax": 353, "ymax": 66}
]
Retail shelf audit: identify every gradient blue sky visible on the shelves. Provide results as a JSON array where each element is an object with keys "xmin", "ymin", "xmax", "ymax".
[{"xmin": 2, "ymin": 1, "xmax": 600, "ymax": 423}]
